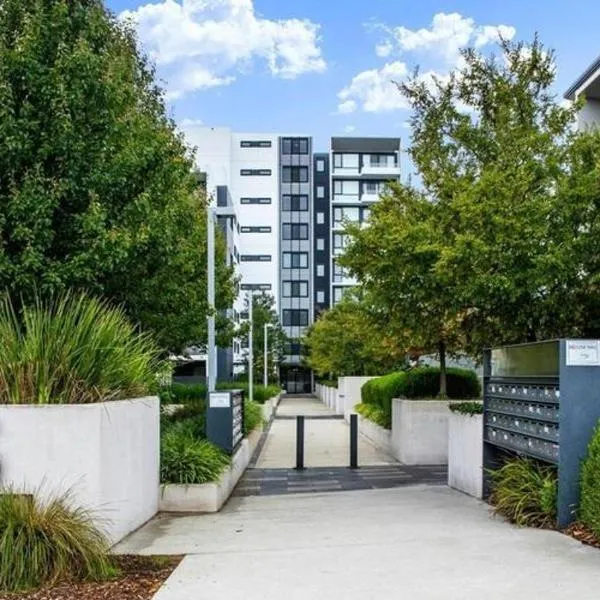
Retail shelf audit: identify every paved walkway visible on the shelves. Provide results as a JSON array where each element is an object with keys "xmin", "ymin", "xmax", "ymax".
[
  {"xmin": 116, "ymin": 486, "xmax": 600, "ymax": 600},
  {"xmin": 255, "ymin": 394, "xmax": 395, "ymax": 469}
]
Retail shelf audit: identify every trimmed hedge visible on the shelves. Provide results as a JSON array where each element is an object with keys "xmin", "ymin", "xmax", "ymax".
[
  {"xmin": 449, "ymin": 401, "xmax": 483, "ymax": 416},
  {"xmin": 355, "ymin": 402, "xmax": 390, "ymax": 429},
  {"xmin": 580, "ymin": 422, "xmax": 600, "ymax": 537},
  {"xmin": 361, "ymin": 367, "xmax": 481, "ymax": 425},
  {"xmin": 159, "ymin": 382, "xmax": 280, "ymax": 406}
]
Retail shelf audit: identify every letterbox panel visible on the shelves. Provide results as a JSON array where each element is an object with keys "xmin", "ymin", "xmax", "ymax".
[{"xmin": 490, "ymin": 341, "xmax": 559, "ymax": 379}]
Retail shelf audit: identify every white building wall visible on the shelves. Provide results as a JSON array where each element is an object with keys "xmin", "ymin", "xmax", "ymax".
[{"xmin": 577, "ymin": 98, "xmax": 600, "ymax": 130}]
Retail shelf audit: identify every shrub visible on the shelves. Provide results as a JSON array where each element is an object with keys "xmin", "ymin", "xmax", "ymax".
[
  {"xmin": 244, "ymin": 400, "xmax": 264, "ymax": 435},
  {"xmin": 449, "ymin": 401, "xmax": 483, "ymax": 416},
  {"xmin": 159, "ymin": 383, "xmax": 206, "ymax": 405},
  {"xmin": 361, "ymin": 367, "xmax": 480, "ymax": 425},
  {"xmin": 580, "ymin": 422, "xmax": 600, "ymax": 537},
  {"xmin": 488, "ymin": 457, "xmax": 558, "ymax": 528},
  {"xmin": 0, "ymin": 491, "xmax": 112, "ymax": 592},
  {"xmin": 160, "ymin": 431, "xmax": 231, "ymax": 484},
  {"xmin": 354, "ymin": 403, "xmax": 390, "ymax": 429},
  {"xmin": 217, "ymin": 382, "xmax": 280, "ymax": 404},
  {"xmin": 0, "ymin": 292, "xmax": 162, "ymax": 405}
]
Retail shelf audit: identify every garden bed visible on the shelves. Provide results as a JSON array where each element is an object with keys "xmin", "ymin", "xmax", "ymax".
[
  {"xmin": 0, "ymin": 555, "xmax": 182, "ymax": 600},
  {"xmin": 159, "ymin": 427, "xmax": 262, "ymax": 512}
]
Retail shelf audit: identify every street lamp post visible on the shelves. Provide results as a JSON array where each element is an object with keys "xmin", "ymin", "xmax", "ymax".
[
  {"xmin": 263, "ymin": 323, "xmax": 273, "ymax": 387},
  {"xmin": 248, "ymin": 291, "xmax": 253, "ymax": 403}
]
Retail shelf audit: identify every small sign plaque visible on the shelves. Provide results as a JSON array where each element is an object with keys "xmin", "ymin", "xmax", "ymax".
[
  {"xmin": 209, "ymin": 392, "xmax": 231, "ymax": 408},
  {"xmin": 566, "ymin": 340, "xmax": 600, "ymax": 366}
]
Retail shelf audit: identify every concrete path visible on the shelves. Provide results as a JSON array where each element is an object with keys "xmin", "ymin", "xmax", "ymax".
[
  {"xmin": 256, "ymin": 394, "xmax": 395, "ymax": 468},
  {"xmin": 116, "ymin": 486, "xmax": 600, "ymax": 600}
]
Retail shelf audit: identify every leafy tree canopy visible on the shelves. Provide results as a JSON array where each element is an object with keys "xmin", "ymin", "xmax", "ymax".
[{"xmin": 0, "ymin": 0, "xmax": 235, "ymax": 352}]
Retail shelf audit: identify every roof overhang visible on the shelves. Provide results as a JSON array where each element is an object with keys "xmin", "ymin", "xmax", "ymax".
[{"xmin": 565, "ymin": 54, "xmax": 600, "ymax": 100}]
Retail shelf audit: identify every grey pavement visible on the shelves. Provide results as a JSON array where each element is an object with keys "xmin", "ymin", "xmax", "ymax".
[
  {"xmin": 256, "ymin": 394, "xmax": 396, "ymax": 468},
  {"xmin": 116, "ymin": 485, "xmax": 600, "ymax": 600}
]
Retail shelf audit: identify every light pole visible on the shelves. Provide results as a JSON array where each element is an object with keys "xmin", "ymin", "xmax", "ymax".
[
  {"xmin": 264, "ymin": 323, "xmax": 273, "ymax": 387},
  {"xmin": 248, "ymin": 291, "xmax": 254, "ymax": 403}
]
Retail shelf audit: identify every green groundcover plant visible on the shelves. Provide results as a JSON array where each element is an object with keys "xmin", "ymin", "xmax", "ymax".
[
  {"xmin": 244, "ymin": 400, "xmax": 264, "ymax": 435},
  {"xmin": 449, "ymin": 402, "xmax": 483, "ymax": 416},
  {"xmin": 159, "ymin": 382, "xmax": 280, "ymax": 405},
  {"xmin": 580, "ymin": 422, "xmax": 600, "ymax": 537},
  {"xmin": 488, "ymin": 457, "xmax": 558, "ymax": 528},
  {"xmin": 361, "ymin": 367, "xmax": 480, "ymax": 426},
  {"xmin": 0, "ymin": 292, "xmax": 162, "ymax": 405},
  {"xmin": 354, "ymin": 403, "xmax": 390, "ymax": 429},
  {"xmin": 0, "ymin": 491, "xmax": 112, "ymax": 592}
]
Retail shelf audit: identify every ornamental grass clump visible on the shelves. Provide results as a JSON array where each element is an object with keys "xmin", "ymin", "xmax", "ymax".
[
  {"xmin": 0, "ymin": 490, "xmax": 112, "ymax": 592},
  {"xmin": 580, "ymin": 422, "xmax": 600, "ymax": 538},
  {"xmin": 0, "ymin": 292, "xmax": 162, "ymax": 404},
  {"xmin": 489, "ymin": 457, "xmax": 558, "ymax": 528}
]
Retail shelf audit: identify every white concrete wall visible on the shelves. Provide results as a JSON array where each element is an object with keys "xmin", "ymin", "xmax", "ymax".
[
  {"xmin": 357, "ymin": 415, "xmax": 394, "ymax": 457},
  {"xmin": 577, "ymin": 97, "xmax": 600, "ymax": 130},
  {"xmin": 448, "ymin": 412, "xmax": 483, "ymax": 499},
  {"xmin": 338, "ymin": 376, "xmax": 376, "ymax": 420},
  {"xmin": 391, "ymin": 399, "xmax": 462, "ymax": 465},
  {"xmin": 0, "ymin": 398, "xmax": 160, "ymax": 545}
]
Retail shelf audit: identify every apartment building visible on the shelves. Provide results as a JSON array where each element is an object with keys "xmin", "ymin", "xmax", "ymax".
[
  {"xmin": 194, "ymin": 128, "xmax": 400, "ymax": 392},
  {"xmin": 565, "ymin": 54, "xmax": 600, "ymax": 128}
]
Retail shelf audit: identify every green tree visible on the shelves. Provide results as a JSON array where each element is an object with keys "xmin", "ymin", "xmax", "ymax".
[
  {"xmin": 395, "ymin": 36, "xmax": 583, "ymax": 354},
  {"xmin": 340, "ymin": 187, "xmax": 460, "ymax": 395},
  {"xmin": 0, "ymin": 0, "xmax": 235, "ymax": 352},
  {"xmin": 343, "ymin": 37, "xmax": 599, "ymax": 394},
  {"xmin": 303, "ymin": 293, "xmax": 406, "ymax": 379},
  {"xmin": 240, "ymin": 294, "xmax": 287, "ymax": 384}
]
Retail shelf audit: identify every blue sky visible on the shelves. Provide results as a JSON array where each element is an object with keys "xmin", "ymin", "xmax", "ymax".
[{"xmin": 106, "ymin": 0, "xmax": 600, "ymax": 155}]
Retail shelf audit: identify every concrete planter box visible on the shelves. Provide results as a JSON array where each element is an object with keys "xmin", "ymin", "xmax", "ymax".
[
  {"xmin": 0, "ymin": 397, "xmax": 160, "ymax": 545},
  {"xmin": 261, "ymin": 394, "xmax": 281, "ymax": 423},
  {"xmin": 448, "ymin": 412, "xmax": 483, "ymax": 498},
  {"xmin": 338, "ymin": 376, "xmax": 377, "ymax": 421},
  {"xmin": 391, "ymin": 399, "xmax": 464, "ymax": 465},
  {"xmin": 357, "ymin": 414, "xmax": 394, "ymax": 457},
  {"xmin": 159, "ymin": 427, "xmax": 262, "ymax": 513}
]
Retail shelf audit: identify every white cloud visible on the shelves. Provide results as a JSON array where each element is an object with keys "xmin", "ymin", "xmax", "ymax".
[
  {"xmin": 375, "ymin": 40, "xmax": 393, "ymax": 58},
  {"xmin": 120, "ymin": 0, "xmax": 326, "ymax": 99},
  {"xmin": 179, "ymin": 117, "xmax": 204, "ymax": 127},
  {"xmin": 343, "ymin": 125, "xmax": 356, "ymax": 133},
  {"xmin": 338, "ymin": 12, "xmax": 516, "ymax": 114},
  {"xmin": 337, "ymin": 61, "xmax": 410, "ymax": 113}
]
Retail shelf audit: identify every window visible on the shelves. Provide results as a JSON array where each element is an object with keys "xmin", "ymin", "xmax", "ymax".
[
  {"xmin": 316, "ymin": 290, "xmax": 325, "ymax": 303},
  {"xmin": 283, "ymin": 252, "xmax": 308, "ymax": 268},
  {"xmin": 334, "ymin": 206, "xmax": 359, "ymax": 225},
  {"xmin": 316, "ymin": 185, "xmax": 325, "ymax": 199},
  {"xmin": 282, "ymin": 166, "xmax": 309, "ymax": 183},
  {"xmin": 333, "ymin": 180, "xmax": 359, "ymax": 196},
  {"xmin": 362, "ymin": 208, "xmax": 371, "ymax": 222},
  {"xmin": 241, "ymin": 197, "xmax": 271, "ymax": 204},
  {"xmin": 285, "ymin": 341, "xmax": 303, "ymax": 356},
  {"xmin": 333, "ymin": 153, "xmax": 359, "ymax": 169},
  {"xmin": 317, "ymin": 264, "xmax": 325, "ymax": 277},
  {"xmin": 333, "ymin": 233, "xmax": 349, "ymax": 251},
  {"xmin": 240, "ymin": 140, "xmax": 272, "ymax": 148},
  {"xmin": 282, "ymin": 138, "xmax": 309, "ymax": 155},
  {"xmin": 282, "ymin": 195, "xmax": 308, "ymax": 211},
  {"xmin": 317, "ymin": 238, "xmax": 325, "ymax": 251},
  {"xmin": 282, "ymin": 310, "xmax": 309, "ymax": 327},
  {"xmin": 241, "ymin": 226, "xmax": 272, "ymax": 233},
  {"xmin": 282, "ymin": 281, "xmax": 309, "ymax": 297},
  {"xmin": 240, "ymin": 169, "xmax": 272, "ymax": 176},
  {"xmin": 282, "ymin": 224, "xmax": 309, "ymax": 240},
  {"xmin": 316, "ymin": 159, "xmax": 325, "ymax": 172},
  {"xmin": 369, "ymin": 154, "xmax": 394, "ymax": 167},
  {"xmin": 333, "ymin": 260, "xmax": 347, "ymax": 282},
  {"xmin": 240, "ymin": 255, "xmax": 272, "ymax": 262},
  {"xmin": 333, "ymin": 287, "xmax": 345, "ymax": 304},
  {"xmin": 316, "ymin": 212, "xmax": 325, "ymax": 225},
  {"xmin": 241, "ymin": 283, "xmax": 272, "ymax": 291}
]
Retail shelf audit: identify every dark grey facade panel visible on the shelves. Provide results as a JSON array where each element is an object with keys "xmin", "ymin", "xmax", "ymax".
[
  {"xmin": 331, "ymin": 137, "xmax": 401, "ymax": 153},
  {"xmin": 313, "ymin": 152, "xmax": 331, "ymax": 314}
]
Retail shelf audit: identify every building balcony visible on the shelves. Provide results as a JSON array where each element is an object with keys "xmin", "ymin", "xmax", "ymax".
[
  {"xmin": 360, "ymin": 192, "xmax": 381, "ymax": 203},
  {"xmin": 332, "ymin": 166, "xmax": 360, "ymax": 176},
  {"xmin": 361, "ymin": 164, "xmax": 399, "ymax": 176},
  {"xmin": 333, "ymin": 193, "xmax": 360, "ymax": 204}
]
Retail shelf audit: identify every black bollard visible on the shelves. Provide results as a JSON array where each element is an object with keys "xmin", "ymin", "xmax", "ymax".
[
  {"xmin": 296, "ymin": 415, "xmax": 305, "ymax": 470},
  {"xmin": 350, "ymin": 414, "xmax": 358, "ymax": 469}
]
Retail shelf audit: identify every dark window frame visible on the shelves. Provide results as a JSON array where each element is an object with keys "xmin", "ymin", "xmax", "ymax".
[
  {"xmin": 283, "ymin": 252, "xmax": 309, "ymax": 269},
  {"xmin": 240, "ymin": 140, "xmax": 272, "ymax": 148},
  {"xmin": 282, "ymin": 166, "xmax": 309, "ymax": 183},
  {"xmin": 282, "ymin": 138, "xmax": 309, "ymax": 155},
  {"xmin": 240, "ymin": 197, "xmax": 272, "ymax": 205},
  {"xmin": 282, "ymin": 194, "xmax": 309, "ymax": 211},
  {"xmin": 240, "ymin": 169, "xmax": 272, "ymax": 176},
  {"xmin": 282, "ymin": 223, "xmax": 309, "ymax": 240},
  {"xmin": 240, "ymin": 226, "xmax": 272, "ymax": 233},
  {"xmin": 282, "ymin": 280, "xmax": 309, "ymax": 298},
  {"xmin": 282, "ymin": 309, "xmax": 309, "ymax": 327},
  {"xmin": 240, "ymin": 255, "xmax": 272, "ymax": 262}
]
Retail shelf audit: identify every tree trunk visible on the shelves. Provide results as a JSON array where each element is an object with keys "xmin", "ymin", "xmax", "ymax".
[{"xmin": 438, "ymin": 339, "xmax": 447, "ymax": 399}]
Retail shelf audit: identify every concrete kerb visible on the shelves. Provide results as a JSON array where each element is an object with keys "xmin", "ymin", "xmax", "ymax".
[{"xmin": 448, "ymin": 410, "xmax": 483, "ymax": 498}]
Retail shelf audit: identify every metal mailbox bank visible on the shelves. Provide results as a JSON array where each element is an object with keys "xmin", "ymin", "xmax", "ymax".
[
  {"xmin": 206, "ymin": 389, "xmax": 245, "ymax": 454},
  {"xmin": 483, "ymin": 339, "xmax": 600, "ymax": 526}
]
